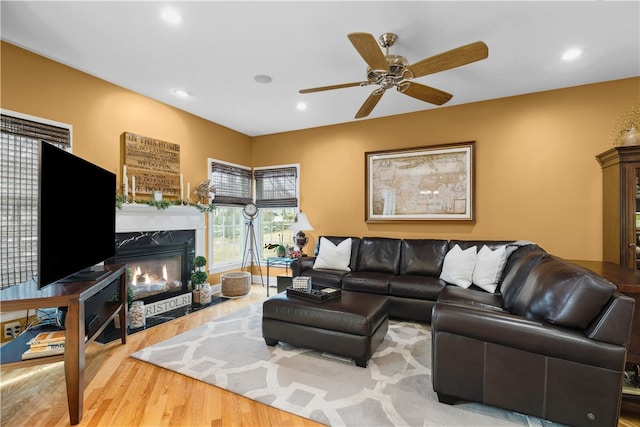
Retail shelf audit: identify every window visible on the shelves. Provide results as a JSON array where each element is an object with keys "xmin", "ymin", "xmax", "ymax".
[
  {"xmin": 209, "ymin": 206, "xmax": 245, "ymax": 270},
  {"xmin": 260, "ymin": 207, "xmax": 297, "ymax": 259},
  {"xmin": 208, "ymin": 159, "xmax": 252, "ymax": 270},
  {"xmin": 254, "ymin": 165, "xmax": 299, "ymax": 259},
  {"xmin": 0, "ymin": 111, "xmax": 72, "ymax": 289},
  {"xmin": 207, "ymin": 161, "xmax": 302, "ymax": 270},
  {"xmin": 254, "ymin": 166, "xmax": 297, "ymax": 208}
]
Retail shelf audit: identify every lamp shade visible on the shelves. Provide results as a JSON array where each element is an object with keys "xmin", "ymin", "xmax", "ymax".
[{"xmin": 288, "ymin": 212, "xmax": 314, "ymax": 231}]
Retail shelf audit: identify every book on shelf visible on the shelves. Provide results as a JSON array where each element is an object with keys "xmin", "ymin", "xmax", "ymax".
[
  {"xmin": 21, "ymin": 342, "xmax": 65, "ymax": 360},
  {"xmin": 29, "ymin": 340, "xmax": 66, "ymax": 351},
  {"xmin": 27, "ymin": 330, "xmax": 66, "ymax": 346}
]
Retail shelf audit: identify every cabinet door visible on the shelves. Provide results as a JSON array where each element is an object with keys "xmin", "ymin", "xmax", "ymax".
[
  {"xmin": 625, "ymin": 167, "xmax": 640, "ymax": 270},
  {"xmin": 635, "ymin": 168, "xmax": 640, "ymax": 270}
]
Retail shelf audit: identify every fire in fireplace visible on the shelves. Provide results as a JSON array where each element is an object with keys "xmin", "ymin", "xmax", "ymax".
[{"xmin": 128, "ymin": 250, "xmax": 183, "ymax": 301}]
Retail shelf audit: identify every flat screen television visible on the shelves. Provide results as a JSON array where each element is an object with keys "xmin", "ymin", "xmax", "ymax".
[{"xmin": 38, "ymin": 141, "xmax": 116, "ymax": 289}]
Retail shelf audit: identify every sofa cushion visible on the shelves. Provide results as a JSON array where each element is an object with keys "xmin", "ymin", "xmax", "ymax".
[
  {"xmin": 389, "ymin": 275, "xmax": 446, "ymax": 300},
  {"xmin": 297, "ymin": 268, "xmax": 347, "ymax": 289},
  {"xmin": 472, "ymin": 245, "xmax": 508, "ymax": 293},
  {"xmin": 342, "ymin": 271, "xmax": 393, "ymax": 295},
  {"xmin": 511, "ymin": 256, "xmax": 617, "ymax": 329},
  {"xmin": 356, "ymin": 237, "xmax": 401, "ymax": 274},
  {"xmin": 436, "ymin": 285, "xmax": 506, "ymax": 312},
  {"xmin": 500, "ymin": 249, "xmax": 547, "ymax": 311},
  {"xmin": 439, "ymin": 244, "xmax": 477, "ymax": 288},
  {"xmin": 313, "ymin": 237, "xmax": 352, "ymax": 271},
  {"xmin": 498, "ymin": 243, "xmax": 544, "ymax": 289},
  {"xmin": 399, "ymin": 239, "xmax": 449, "ymax": 276}
]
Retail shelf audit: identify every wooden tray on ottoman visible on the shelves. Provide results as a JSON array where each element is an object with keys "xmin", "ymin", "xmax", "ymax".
[{"xmin": 286, "ymin": 286, "xmax": 341, "ymax": 303}]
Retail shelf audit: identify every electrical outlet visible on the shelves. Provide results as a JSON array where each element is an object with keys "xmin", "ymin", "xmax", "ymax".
[
  {"xmin": 0, "ymin": 315, "xmax": 38, "ymax": 343},
  {"xmin": 3, "ymin": 321, "xmax": 21, "ymax": 339}
]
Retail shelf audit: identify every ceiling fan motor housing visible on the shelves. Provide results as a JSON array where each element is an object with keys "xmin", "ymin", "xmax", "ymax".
[{"xmin": 367, "ymin": 54, "xmax": 410, "ymax": 85}]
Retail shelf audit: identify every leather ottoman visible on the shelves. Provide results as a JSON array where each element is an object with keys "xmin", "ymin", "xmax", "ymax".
[{"xmin": 262, "ymin": 290, "xmax": 388, "ymax": 367}]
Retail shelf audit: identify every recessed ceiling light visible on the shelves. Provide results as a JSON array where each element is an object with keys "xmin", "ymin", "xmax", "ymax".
[
  {"xmin": 296, "ymin": 102, "xmax": 307, "ymax": 111},
  {"xmin": 562, "ymin": 48, "xmax": 583, "ymax": 61},
  {"xmin": 174, "ymin": 89, "xmax": 191, "ymax": 98},
  {"xmin": 161, "ymin": 8, "xmax": 182, "ymax": 24},
  {"xmin": 254, "ymin": 75, "xmax": 273, "ymax": 84}
]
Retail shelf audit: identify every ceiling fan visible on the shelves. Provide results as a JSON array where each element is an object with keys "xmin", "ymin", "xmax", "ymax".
[{"xmin": 299, "ymin": 32, "xmax": 488, "ymax": 119}]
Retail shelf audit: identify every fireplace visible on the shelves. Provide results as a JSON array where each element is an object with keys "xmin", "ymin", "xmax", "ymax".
[
  {"xmin": 111, "ymin": 204, "xmax": 206, "ymax": 313},
  {"xmin": 109, "ymin": 230, "xmax": 194, "ymax": 304}
]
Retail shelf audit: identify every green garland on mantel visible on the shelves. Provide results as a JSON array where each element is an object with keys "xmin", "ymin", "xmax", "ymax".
[{"xmin": 115, "ymin": 195, "xmax": 215, "ymax": 213}]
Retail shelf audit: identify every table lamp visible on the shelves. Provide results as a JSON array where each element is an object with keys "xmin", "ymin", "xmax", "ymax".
[{"xmin": 288, "ymin": 212, "xmax": 314, "ymax": 255}]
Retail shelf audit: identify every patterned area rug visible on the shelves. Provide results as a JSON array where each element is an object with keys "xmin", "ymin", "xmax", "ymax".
[{"xmin": 131, "ymin": 303, "xmax": 562, "ymax": 427}]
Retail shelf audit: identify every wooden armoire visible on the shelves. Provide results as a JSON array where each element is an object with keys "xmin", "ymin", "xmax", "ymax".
[{"xmin": 597, "ymin": 146, "xmax": 640, "ymax": 270}]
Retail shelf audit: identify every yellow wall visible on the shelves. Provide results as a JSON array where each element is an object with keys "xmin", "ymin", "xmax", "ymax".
[
  {"xmin": 3, "ymin": 41, "xmax": 640, "ymax": 262},
  {"xmin": 253, "ymin": 78, "xmax": 640, "ymax": 260},
  {"xmin": 0, "ymin": 42, "xmax": 252, "ymax": 190}
]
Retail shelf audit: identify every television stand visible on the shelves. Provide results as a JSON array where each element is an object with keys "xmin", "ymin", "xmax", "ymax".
[
  {"xmin": 57, "ymin": 265, "xmax": 111, "ymax": 283},
  {"xmin": 0, "ymin": 264, "xmax": 127, "ymax": 425}
]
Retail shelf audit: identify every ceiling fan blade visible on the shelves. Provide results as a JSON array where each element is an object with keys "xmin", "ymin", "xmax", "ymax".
[
  {"xmin": 348, "ymin": 32, "xmax": 390, "ymax": 72},
  {"xmin": 299, "ymin": 81, "xmax": 365, "ymax": 94},
  {"xmin": 407, "ymin": 41, "xmax": 488, "ymax": 78},
  {"xmin": 355, "ymin": 90, "xmax": 384, "ymax": 119},
  {"xmin": 400, "ymin": 82, "xmax": 452, "ymax": 105}
]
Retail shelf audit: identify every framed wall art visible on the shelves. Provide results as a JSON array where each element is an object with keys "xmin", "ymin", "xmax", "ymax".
[
  {"xmin": 365, "ymin": 141, "xmax": 475, "ymax": 222},
  {"xmin": 122, "ymin": 132, "xmax": 181, "ymax": 198}
]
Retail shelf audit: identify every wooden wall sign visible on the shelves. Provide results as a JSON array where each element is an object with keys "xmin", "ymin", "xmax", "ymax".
[{"xmin": 122, "ymin": 132, "xmax": 180, "ymax": 198}]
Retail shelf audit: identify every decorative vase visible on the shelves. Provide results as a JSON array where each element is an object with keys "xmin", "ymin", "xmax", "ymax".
[
  {"xmin": 200, "ymin": 283, "xmax": 212, "ymax": 305},
  {"xmin": 621, "ymin": 127, "xmax": 640, "ymax": 146},
  {"xmin": 129, "ymin": 300, "xmax": 146, "ymax": 329}
]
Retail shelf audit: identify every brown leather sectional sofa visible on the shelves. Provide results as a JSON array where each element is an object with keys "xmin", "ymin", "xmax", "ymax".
[{"xmin": 290, "ymin": 236, "xmax": 635, "ymax": 427}]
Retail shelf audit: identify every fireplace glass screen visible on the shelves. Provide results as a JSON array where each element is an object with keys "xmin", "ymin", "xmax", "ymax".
[{"xmin": 127, "ymin": 253, "xmax": 182, "ymax": 301}]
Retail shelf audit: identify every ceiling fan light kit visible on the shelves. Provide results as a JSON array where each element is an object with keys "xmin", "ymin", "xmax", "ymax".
[{"xmin": 300, "ymin": 32, "xmax": 489, "ymax": 119}]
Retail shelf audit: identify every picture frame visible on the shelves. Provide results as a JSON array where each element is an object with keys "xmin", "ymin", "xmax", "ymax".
[{"xmin": 365, "ymin": 141, "xmax": 475, "ymax": 222}]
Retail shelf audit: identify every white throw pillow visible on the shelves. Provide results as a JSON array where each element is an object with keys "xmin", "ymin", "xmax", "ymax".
[
  {"xmin": 313, "ymin": 237, "xmax": 352, "ymax": 271},
  {"xmin": 472, "ymin": 245, "xmax": 508, "ymax": 293},
  {"xmin": 439, "ymin": 244, "xmax": 477, "ymax": 288}
]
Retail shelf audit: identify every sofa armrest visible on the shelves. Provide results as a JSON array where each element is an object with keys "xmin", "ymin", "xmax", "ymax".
[
  {"xmin": 585, "ymin": 291, "xmax": 635, "ymax": 346},
  {"xmin": 431, "ymin": 302, "xmax": 627, "ymax": 371},
  {"xmin": 291, "ymin": 256, "xmax": 316, "ymax": 277}
]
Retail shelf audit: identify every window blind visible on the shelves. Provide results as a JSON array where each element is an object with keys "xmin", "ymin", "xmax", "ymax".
[
  {"xmin": 254, "ymin": 166, "xmax": 298, "ymax": 208},
  {"xmin": 1, "ymin": 114, "xmax": 71, "ymax": 146},
  {"xmin": 0, "ymin": 114, "xmax": 71, "ymax": 289},
  {"xmin": 210, "ymin": 161, "xmax": 252, "ymax": 206}
]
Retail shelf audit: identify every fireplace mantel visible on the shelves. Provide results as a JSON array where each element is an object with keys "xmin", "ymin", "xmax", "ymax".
[{"xmin": 116, "ymin": 204, "xmax": 206, "ymax": 256}]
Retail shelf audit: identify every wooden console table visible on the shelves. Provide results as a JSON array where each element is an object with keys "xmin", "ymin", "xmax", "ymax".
[{"xmin": 0, "ymin": 264, "xmax": 127, "ymax": 425}]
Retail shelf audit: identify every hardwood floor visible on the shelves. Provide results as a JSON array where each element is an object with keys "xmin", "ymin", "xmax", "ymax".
[{"xmin": 2, "ymin": 283, "xmax": 640, "ymax": 426}]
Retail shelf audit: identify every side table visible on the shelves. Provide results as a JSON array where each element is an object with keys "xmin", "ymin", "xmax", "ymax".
[{"xmin": 265, "ymin": 257, "xmax": 292, "ymax": 297}]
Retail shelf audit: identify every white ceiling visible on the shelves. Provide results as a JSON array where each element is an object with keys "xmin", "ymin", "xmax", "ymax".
[{"xmin": 2, "ymin": 1, "xmax": 639, "ymax": 137}]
